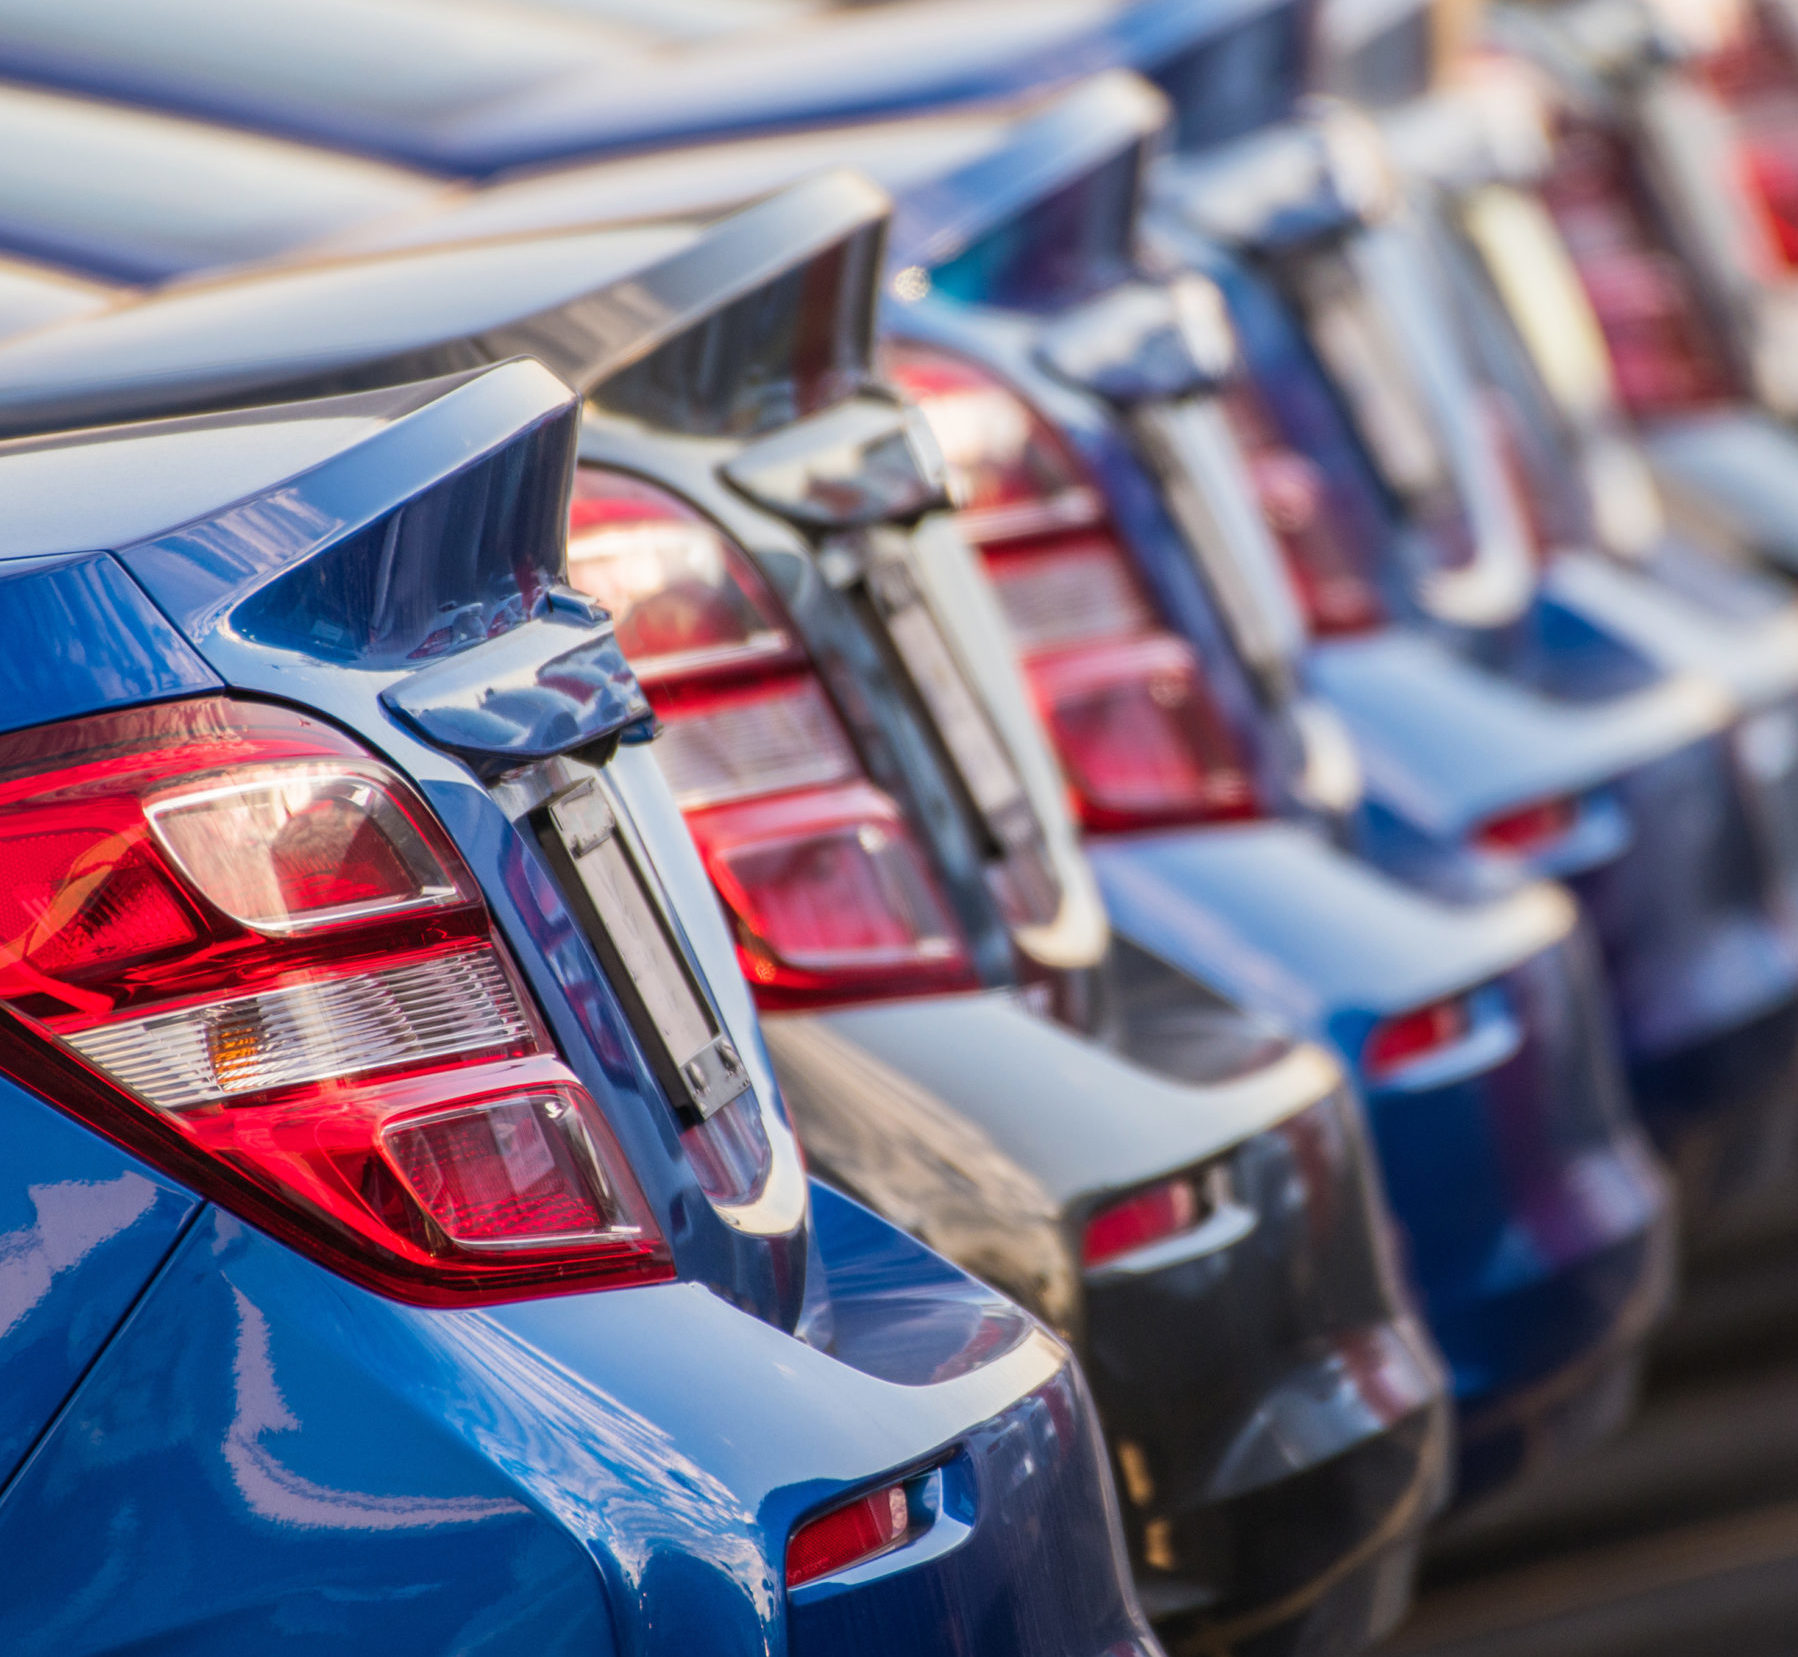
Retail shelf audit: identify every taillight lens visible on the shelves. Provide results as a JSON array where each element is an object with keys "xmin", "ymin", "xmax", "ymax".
[
  {"xmin": 568, "ymin": 468, "xmax": 975, "ymax": 1008},
  {"xmin": 1742, "ymin": 136, "xmax": 1798, "ymax": 264},
  {"xmin": 1538, "ymin": 122, "xmax": 1738, "ymax": 415},
  {"xmin": 1475, "ymin": 795, "xmax": 1580, "ymax": 857},
  {"xmin": 1701, "ymin": 7, "xmax": 1798, "ymax": 267},
  {"xmin": 787, "ymin": 1480, "xmax": 914, "ymax": 1588},
  {"xmin": 1222, "ymin": 382, "xmax": 1387, "ymax": 636},
  {"xmin": 1363, "ymin": 996, "xmax": 1471, "ymax": 1081},
  {"xmin": 0, "ymin": 698, "xmax": 669, "ymax": 1305},
  {"xmin": 885, "ymin": 342, "xmax": 1260, "ymax": 832},
  {"xmin": 695, "ymin": 782, "xmax": 967, "ymax": 999}
]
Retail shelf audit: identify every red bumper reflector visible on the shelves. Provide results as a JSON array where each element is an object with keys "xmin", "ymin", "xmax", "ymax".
[
  {"xmin": 1082, "ymin": 1175, "xmax": 1204, "ymax": 1269},
  {"xmin": 787, "ymin": 1481, "xmax": 913, "ymax": 1588},
  {"xmin": 1475, "ymin": 797, "xmax": 1579, "ymax": 857},
  {"xmin": 1364, "ymin": 997, "xmax": 1471, "ymax": 1081}
]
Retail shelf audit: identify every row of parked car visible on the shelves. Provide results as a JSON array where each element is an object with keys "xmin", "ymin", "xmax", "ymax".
[{"xmin": 4, "ymin": 0, "xmax": 1798, "ymax": 1651}]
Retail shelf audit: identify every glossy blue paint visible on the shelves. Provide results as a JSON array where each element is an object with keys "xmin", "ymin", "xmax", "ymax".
[
  {"xmin": 381, "ymin": 608, "xmax": 653, "ymax": 774},
  {"xmin": 0, "ymin": 0, "xmax": 1280, "ymax": 175},
  {"xmin": 0, "ymin": 550, "xmax": 220, "ymax": 734},
  {"xmin": 0, "ymin": 1181, "xmax": 1145, "ymax": 1657},
  {"xmin": 0, "ymin": 367, "xmax": 1157, "ymax": 1654},
  {"xmin": 0, "ymin": 1077, "xmax": 198, "ymax": 1488}
]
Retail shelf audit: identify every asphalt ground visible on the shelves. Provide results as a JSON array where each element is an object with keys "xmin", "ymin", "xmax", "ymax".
[{"xmin": 1377, "ymin": 1199, "xmax": 1798, "ymax": 1657}]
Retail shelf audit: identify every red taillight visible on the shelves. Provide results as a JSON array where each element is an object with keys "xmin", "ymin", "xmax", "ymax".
[
  {"xmin": 1222, "ymin": 383, "xmax": 1386, "ymax": 636},
  {"xmin": 1538, "ymin": 123, "xmax": 1738, "ymax": 415},
  {"xmin": 1363, "ymin": 997, "xmax": 1471, "ymax": 1081},
  {"xmin": 1475, "ymin": 796, "xmax": 1580, "ymax": 856},
  {"xmin": 1742, "ymin": 136, "xmax": 1798, "ymax": 265},
  {"xmin": 568, "ymin": 468, "xmax": 975, "ymax": 1009},
  {"xmin": 0, "ymin": 698, "xmax": 670, "ymax": 1305},
  {"xmin": 1021, "ymin": 634, "xmax": 1256, "ymax": 830},
  {"xmin": 787, "ymin": 1481, "xmax": 914, "ymax": 1588},
  {"xmin": 885, "ymin": 342, "xmax": 1261, "ymax": 833},
  {"xmin": 1082, "ymin": 1174, "xmax": 1206, "ymax": 1269},
  {"xmin": 694, "ymin": 782, "xmax": 969, "ymax": 1004},
  {"xmin": 1698, "ymin": 10, "xmax": 1798, "ymax": 269}
]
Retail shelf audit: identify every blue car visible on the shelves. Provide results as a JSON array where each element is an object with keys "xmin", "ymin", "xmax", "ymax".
[
  {"xmin": 584, "ymin": 0, "xmax": 1798, "ymax": 1224},
  {"xmin": 0, "ymin": 12, "xmax": 1681, "ymax": 1511},
  {"xmin": 0, "ymin": 346, "xmax": 1160, "ymax": 1655}
]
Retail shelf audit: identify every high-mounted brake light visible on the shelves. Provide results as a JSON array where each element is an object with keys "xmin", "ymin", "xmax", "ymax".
[
  {"xmin": 0, "ymin": 698, "xmax": 669, "ymax": 1305},
  {"xmin": 568, "ymin": 468, "xmax": 975, "ymax": 1008},
  {"xmin": 1221, "ymin": 382, "xmax": 1387, "ymax": 636},
  {"xmin": 787, "ymin": 1480, "xmax": 915, "ymax": 1589},
  {"xmin": 885, "ymin": 343, "xmax": 1260, "ymax": 832},
  {"xmin": 1538, "ymin": 122, "xmax": 1738, "ymax": 415},
  {"xmin": 1363, "ymin": 996, "xmax": 1472, "ymax": 1081}
]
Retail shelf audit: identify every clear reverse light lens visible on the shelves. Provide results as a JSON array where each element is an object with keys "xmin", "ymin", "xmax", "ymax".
[
  {"xmin": 147, "ymin": 763, "xmax": 461, "ymax": 934},
  {"xmin": 66, "ymin": 946, "xmax": 532, "ymax": 1111}
]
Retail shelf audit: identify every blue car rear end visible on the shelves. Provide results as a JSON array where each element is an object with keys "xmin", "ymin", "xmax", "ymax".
[{"xmin": 0, "ymin": 358, "xmax": 1154, "ymax": 1657}]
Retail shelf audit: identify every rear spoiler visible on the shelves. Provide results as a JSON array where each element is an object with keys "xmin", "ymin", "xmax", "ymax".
[
  {"xmin": 0, "ymin": 360, "xmax": 655, "ymax": 769},
  {"xmin": 0, "ymin": 171, "xmax": 887, "ymax": 439},
  {"xmin": 336, "ymin": 72, "xmax": 1164, "ymax": 315},
  {"xmin": 887, "ymin": 71, "xmax": 1166, "ymax": 296}
]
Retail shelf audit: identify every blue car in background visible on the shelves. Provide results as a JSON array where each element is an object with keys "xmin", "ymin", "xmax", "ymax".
[
  {"xmin": 0, "ymin": 338, "xmax": 1157, "ymax": 1656},
  {"xmin": 1125, "ymin": 3, "xmax": 1798, "ymax": 1222},
  {"xmin": 462, "ymin": 0, "xmax": 1798, "ymax": 1229}
]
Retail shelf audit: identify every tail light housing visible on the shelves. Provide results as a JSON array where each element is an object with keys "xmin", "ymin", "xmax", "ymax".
[
  {"xmin": 884, "ymin": 343, "xmax": 1260, "ymax": 832},
  {"xmin": 0, "ymin": 697, "xmax": 670, "ymax": 1305},
  {"xmin": 567, "ymin": 470, "xmax": 975, "ymax": 1009},
  {"xmin": 1701, "ymin": 7, "xmax": 1798, "ymax": 266},
  {"xmin": 1221, "ymin": 381, "xmax": 1388, "ymax": 635},
  {"xmin": 1538, "ymin": 121, "xmax": 1739, "ymax": 415}
]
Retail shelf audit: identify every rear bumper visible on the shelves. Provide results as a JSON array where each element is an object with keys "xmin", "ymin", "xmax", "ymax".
[
  {"xmin": 1081, "ymin": 1083, "xmax": 1450, "ymax": 1643},
  {"xmin": 1455, "ymin": 1311, "xmax": 1656, "ymax": 1509},
  {"xmin": 1146, "ymin": 1390, "xmax": 1446, "ymax": 1657},
  {"xmin": 1313, "ymin": 628, "xmax": 1798, "ymax": 1219},
  {"xmin": 1624, "ymin": 993, "xmax": 1798, "ymax": 1220},
  {"xmin": 1093, "ymin": 827, "xmax": 1673, "ymax": 1497},
  {"xmin": 767, "ymin": 990, "xmax": 1449, "ymax": 1648},
  {"xmin": 1566, "ymin": 737, "xmax": 1798, "ymax": 1218},
  {"xmin": 0, "ymin": 1182, "xmax": 1153, "ymax": 1657}
]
